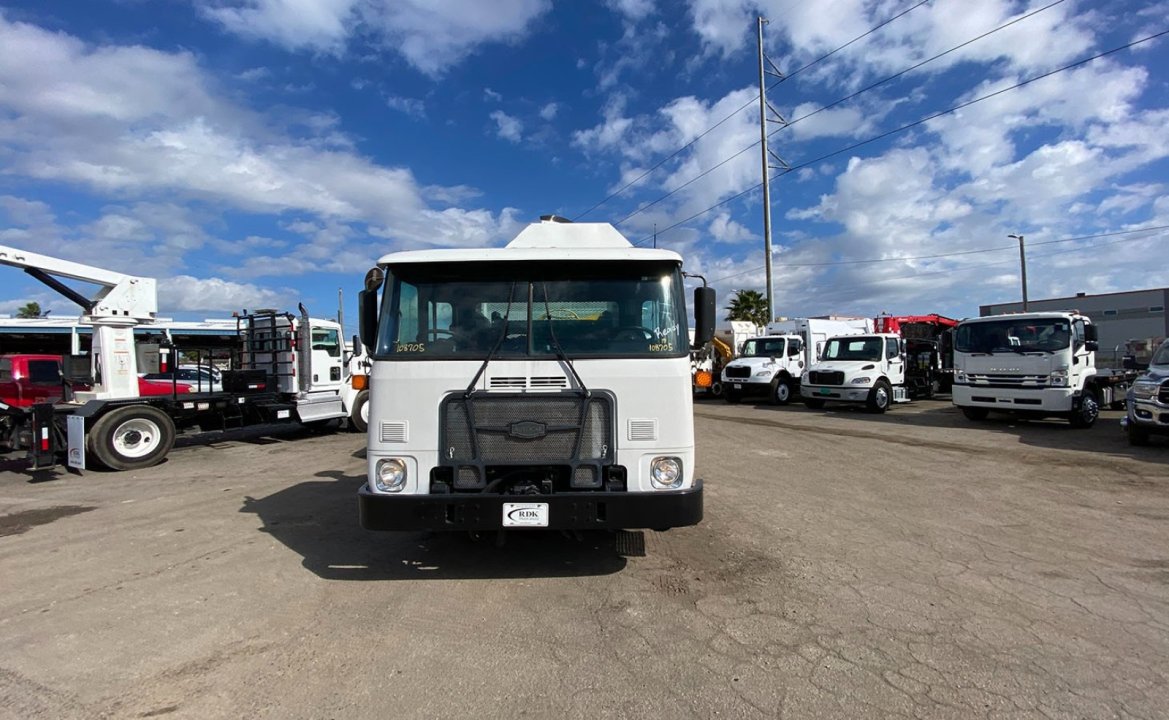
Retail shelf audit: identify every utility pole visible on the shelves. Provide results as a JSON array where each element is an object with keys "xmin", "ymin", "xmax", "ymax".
[
  {"xmin": 756, "ymin": 17, "xmax": 789, "ymax": 323},
  {"xmin": 1008, "ymin": 234, "xmax": 1028, "ymax": 310},
  {"xmin": 337, "ymin": 287, "xmax": 344, "ymax": 329}
]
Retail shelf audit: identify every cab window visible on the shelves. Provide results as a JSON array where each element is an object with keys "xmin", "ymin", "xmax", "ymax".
[{"xmin": 311, "ymin": 328, "xmax": 341, "ymax": 357}]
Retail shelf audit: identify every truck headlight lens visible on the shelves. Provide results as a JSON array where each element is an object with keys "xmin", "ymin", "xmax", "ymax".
[
  {"xmin": 650, "ymin": 456, "xmax": 683, "ymax": 489},
  {"xmin": 954, "ymin": 370, "xmax": 966, "ymax": 384},
  {"xmin": 375, "ymin": 458, "xmax": 407, "ymax": 492},
  {"xmin": 1133, "ymin": 381, "xmax": 1160, "ymax": 400},
  {"xmin": 850, "ymin": 377, "xmax": 871, "ymax": 385},
  {"xmin": 1048, "ymin": 369, "xmax": 1068, "ymax": 387},
  {"xmin": 754, "ymin": 370, "xmax": 772, "ymax": 377}
]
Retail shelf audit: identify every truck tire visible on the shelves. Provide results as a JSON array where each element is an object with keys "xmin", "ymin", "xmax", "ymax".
[
  {"xmin": 1127, "ymin": 420, "xmax": 1150, "ymax": 446},
  {"xmin": 770, "ymin": 377, "xmax": 792, "ymax": 406},
  {"xmin": 803, "ymin": 398, "xmax": 825, "ymax": 410},
  {"xmin": 88, "ymin": 405, "xmax": 176, "ymax": 471},
  {"xmin": 1068, "ymin": 388, "xmax": 1099, "ymax": 429},
  {"xmin": 961, "ymin": 407, "xmax": 990, "ymax": 421},
  {"xmin": 349, "ymin": 389, "xmax": 370, "ymax": 433},
  {"xmin": 866, "ymin": 380, "xmax": 892, "ymax": 413}
]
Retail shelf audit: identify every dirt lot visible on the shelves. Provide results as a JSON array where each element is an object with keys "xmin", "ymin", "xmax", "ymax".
[{"xmin": 1, "ymin": 400, "xmax": 1167, "ymax": 719}]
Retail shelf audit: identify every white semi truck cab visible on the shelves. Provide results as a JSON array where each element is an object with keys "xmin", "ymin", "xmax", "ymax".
[
  {"xmin": 721, "ymin": 335, "xmax": 804, "ymax": 405},
  {"xmin": 951, "ymin": 311, "xmax": 1129, "ymax": 428},
  {"xmin": 800, "ymin": 333, "xmax": 908, "ymax": 413},
  {"xmin": 356, "ymin": 218, "xmax": 715, "ymax": 533}
]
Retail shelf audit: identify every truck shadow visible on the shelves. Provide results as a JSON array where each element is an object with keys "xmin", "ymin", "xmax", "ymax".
[{"xmin": 239, "ymin": 473, "xmax": 629, "ymax": 581}]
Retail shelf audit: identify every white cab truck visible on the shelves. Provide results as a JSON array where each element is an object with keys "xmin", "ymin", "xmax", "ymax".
[
  {"xmin": 0, "ymin": 244, "xmax": 366, "ymax": 471},
  {"xmin": 800, "ymin": 333, "xmax": 908, "ymax": 412},
  {"xmin": 721, "ymin": 318, "xmax": 869, "ymax": 405},
  {"xmin": 952, "ymin": 311, "xmax": 1134, "ymax": 428},
  {"xmin": 355, "ymin": 217, "xmax": 715, "ymax": 533}
]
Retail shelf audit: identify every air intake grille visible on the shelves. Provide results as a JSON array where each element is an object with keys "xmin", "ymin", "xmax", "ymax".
[
  {"xmin": 380, "ymin": 421, "xmax": 408, "ymax": 443},
  {"xmin": 724, "ymin": 366, "xmax": 751, "ymax": 379},
  {"xmin": 440, "ymin": 394, "xmax": 612, "ymax": 465},
  {"xmin": 809, "ymin": 370, "xmax": 844, "ymax": 385},
  {"xmin": 529, "ymin": 376, "xmax": 568, "ymax": 388},
  {"xmin": 488, "ymin": 376, "xmax": 527, "ymax": 389},
  {"xmin": 628, "ymin": 418, "xmax": 658, "ymax": 441}
]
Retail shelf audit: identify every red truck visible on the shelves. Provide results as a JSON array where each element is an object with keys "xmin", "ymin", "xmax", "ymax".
[{"xmin": 1, "ymin": 354, "xmax": 188, "ymax": 454}]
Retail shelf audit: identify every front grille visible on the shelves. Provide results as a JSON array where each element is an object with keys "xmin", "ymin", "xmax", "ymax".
[
  {"xmin": 725, "ymin": 366, "xmax": 751, "ymax": 379},
  {"xmin": 1158, "ymin": 382, "xmax": 1169, "ymax": 404},
  {"xmin": 809, "ymin": 370, "xmax": 844, "ymax": 385},
  {"xmin": 441, "ymin": 393, "xmax": 613, "ymax": 465},
  {"xmin": 967, "ymin": 373, "xmax": 1048, "ymax": 387}
]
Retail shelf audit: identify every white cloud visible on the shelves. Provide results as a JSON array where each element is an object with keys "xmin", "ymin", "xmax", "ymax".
[
  {"xmin": 386, "ymin": 94, "xmax": 426, "ymax": 118},
  {"xmin": 708, "ymin": 211, "xmax": 755, "ymax": 244},
  {"xmin": 606, "ymin": 0, "xmax": 655, "ymax": 22},
  {"xmin": 490, "ymin": 110, "xmax": 524, "ymax": 143},
  {"xmin": 203, "ymin": 0, "xmax": 552, "ymax": 77},
  {"xmin": 483, "ymin": 87, "xmax": 503, "ymax": 102},
  {"xmin": 159, "ymin": 275, "xmax": 295, "ymax": 313},
  {"xmin": 539, "ymin": 102, "xmax": 559, "ymax": 120}
]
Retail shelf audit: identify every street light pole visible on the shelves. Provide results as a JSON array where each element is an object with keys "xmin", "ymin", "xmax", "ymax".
[{"xmin": 1008, "ymin": 234, "xmax": 1028, "ymax": 311}]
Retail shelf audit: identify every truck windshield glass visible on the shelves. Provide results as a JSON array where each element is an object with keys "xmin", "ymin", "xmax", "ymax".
[
  {"xmin": 955, "ymin": 319, "xmax": 1071, "ymax": 354},
  {"xmin": 1151, "ymin": 341, "xmax": 1169, "ymax": 366},
  {"xmin": 375, "ymin": 260, "xmax": 687, "ymax": 359},
  {"xmin": 822, "ymin": 337, "xmax": 883, "ymax": 361},
  {"xmin": 740, "ymin": 338, "xmax": 785, "ymax": 357}
]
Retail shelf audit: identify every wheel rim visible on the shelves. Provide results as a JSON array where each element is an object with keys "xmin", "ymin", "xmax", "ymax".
[
  {"xmin": 112, "ymin": 418, "xmax": 162, "ymax": 459},
  {"xmin": 775, "ymin": 383, "xmax": 789, "ymax": 402},
  {"xmin": 360, "ymin": 399, "xmax": 370, "ymax": 425},
  {"xmin": 876, "ymin": 387, "xmax": 889, "ymax": 408},
  {"xmin": 1082, "ymin": 396, "xmax": 1099, "ymax": 424}
]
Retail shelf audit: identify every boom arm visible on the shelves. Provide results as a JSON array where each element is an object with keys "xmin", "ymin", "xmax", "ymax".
[{"xmin": 0, "ymin": 245, "xmax": 157, "ymax": 324}]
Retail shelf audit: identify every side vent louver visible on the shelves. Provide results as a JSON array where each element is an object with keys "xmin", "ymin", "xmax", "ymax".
[
  {"xmin": 628, "ymin": 418, "xmax": 658, "ymax": 441},
  {"xmin": 489, "ymin": 377, "xmax": 527, "ymax": 389},
  {"xmin": 380, "ymin": 421, "xmax": 408, "ymax": 443},
  {"xmin": 529, "ymin": 376, "xmax": 568, "ymax": 388}
]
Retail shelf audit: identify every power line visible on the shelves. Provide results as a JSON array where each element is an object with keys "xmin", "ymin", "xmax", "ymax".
[
  {"xmin": 632, "ymin": 27, "xmax": 1169, "ymax": 246},
  {"xmin": 571, "ymin": 0, "xmax": 934, "ymax": 221},
  {"xmin": 621, "ymin": 0, "xmax": 1068, "ymax": 230},
  {"xmin": 704, "ymin": 225, "xmax": 1169, "ymax": 285}
]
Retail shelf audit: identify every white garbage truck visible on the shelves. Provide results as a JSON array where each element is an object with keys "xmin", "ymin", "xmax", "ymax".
[
  {"xmin": 951, "ymin": 311, "xmax": 1134, "ymax": 428},
  {"xmin": 355, "ymin": 216, "xmax": 715, "ymax": 533},
  {"xmin": 720, "ymin": 318, "xmax": 870, "ymax": 405}
]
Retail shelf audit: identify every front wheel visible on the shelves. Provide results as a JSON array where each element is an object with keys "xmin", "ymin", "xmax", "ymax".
[
  {"xmin": 88, "ymin": 405, "xmax": 176, "ymax": 471},
  {"xmin": 866, "ymin": 380, "xmax": 892, "ymax": 413},
  {"xmin": 349, "ymin": 389, "xmax": 370, "ymax": 433},
  {"xmin": 1068, "ymin": 388, "xmax": 1099, "ymax": 429},
  {"xmin": 961, "ymin": 407, "xmax": 989, "ymax": 421},
  {"xmin": 770, "ymin": 378, "xmax": 792, "ymax": 406}
]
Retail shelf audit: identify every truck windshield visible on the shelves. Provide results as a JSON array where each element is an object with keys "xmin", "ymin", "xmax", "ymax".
[
  {"xmin": 955, "ymin": 319, "xmax": 1070, "ymax": 354},
  {"xmin": 822, "ymin": 336, "xmax": 883, "ymax": 361},
  {"xmin": 375, "ymin": 260, "xmax": 687, "ymax": 359},
  {"xmin": 740, "ymin": 338, "xmax": 785, "ymax": 357}
]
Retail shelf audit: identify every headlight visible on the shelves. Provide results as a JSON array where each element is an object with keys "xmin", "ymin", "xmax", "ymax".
[
  {"xmin": 954, "ymin": 370, "xmax": 967, "ymax": 385},
  {"xmin": 1048, "ymin": 369, "xmax": 1068, "ymax": 387},
  {"xmin": 375, "ymin": 458, "xmax": 407, "ymax": 492},
  {"xmin": 850, "ymin": 377, "xmax": 871, "ymax": 385},
  {"xmin": 754, "ymin": 370, "xmax": 772, "ymax": 377},
  {"xmin": 1133, "ymin": 381, "xmax": 1160, "ymax": 400},
  {"xmin": 650, "ymin": 456, "xmax": 683, "ymax": 489},
  {"xmin": 801, "ymin": 372, "xmax": 808, "ymax": 382}
]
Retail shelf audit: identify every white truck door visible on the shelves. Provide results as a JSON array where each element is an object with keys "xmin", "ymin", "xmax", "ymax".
[
  {"xmin": 885, "ymin": 337, "xmax": 906, "ymax": 387},
  {"xmin": 307, "ymin": 322, "xmax": 344, "ymax": 393}
]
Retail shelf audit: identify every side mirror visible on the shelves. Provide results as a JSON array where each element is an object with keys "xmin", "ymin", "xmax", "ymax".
[
  {"xmin": 1084, "ymin": 324, "xmax": 1098, "ymax": 342},
  {"xmin": 693, "ymin": 286, "xmax": 716, "ymax": 348},
  {"xmin": 359, "ymin": 267, "xmax": 384, "ymax": 352},
  {"xmin": 351, "ymin": 334, "xmax": 361, "ymax": 358}
]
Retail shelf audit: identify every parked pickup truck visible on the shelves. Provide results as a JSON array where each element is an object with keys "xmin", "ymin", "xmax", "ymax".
[{"xmin": 1122, "ymin": 338, "xmax": 1169, "ymax": 445}]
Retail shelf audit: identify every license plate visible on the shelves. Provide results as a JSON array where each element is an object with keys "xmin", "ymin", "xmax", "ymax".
[
  {"xmin": 503, "ymin": 502, "xmax": 549, "ymax": 528},
  {"xmin": 732, "ymin": 383, "xmax": 742, "ymax": 390},
  {"xmin": 819, "ymin": 387, "xmax": 831, "ymax": 395}
]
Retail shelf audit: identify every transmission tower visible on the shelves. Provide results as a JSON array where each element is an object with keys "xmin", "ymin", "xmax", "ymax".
[{"xmin": 757, "ymin": 17, "xmax": 790, "ymax": 322}]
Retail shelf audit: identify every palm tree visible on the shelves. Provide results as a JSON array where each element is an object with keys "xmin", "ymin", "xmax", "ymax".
[
  {"xmin": 726, "ymin": 289, "xmax": 769, "ymax": 329},
  {"xmin": 15, "ymin": 301, "xmax": 42, "ymax": 318}
]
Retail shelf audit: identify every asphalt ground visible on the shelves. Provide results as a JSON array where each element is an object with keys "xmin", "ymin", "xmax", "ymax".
[{"xmin": 1, "ymin": 399, "xmax": 1166, "ymax": 719}]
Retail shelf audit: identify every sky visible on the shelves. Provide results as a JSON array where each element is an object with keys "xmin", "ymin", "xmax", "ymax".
[{"xmin": 0, "ymin": 0, "xmax": 1167, "ymax": 334}]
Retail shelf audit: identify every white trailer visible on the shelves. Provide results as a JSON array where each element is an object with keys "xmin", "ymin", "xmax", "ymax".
[
  {"xmin": 0, "ymin": 245, "xmax": 366, "ymax": 471},
  {"xmin": 355, "ymin": 217, "xmax": 715, "ymax": 533},
  {"xmin": 721, "ymin": 318, "xmax": 870, "ymax": 405},
  {"xmin": 951, "ymin": 311, "xmax": 1134, "ymax": 428}
]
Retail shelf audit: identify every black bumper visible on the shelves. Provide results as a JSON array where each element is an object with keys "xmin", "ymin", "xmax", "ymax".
[{"xmin": 359, "ymin": 480, "xmax": 703, "ymax": 531}]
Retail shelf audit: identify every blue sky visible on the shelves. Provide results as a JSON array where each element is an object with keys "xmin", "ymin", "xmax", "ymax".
[{"xmin": 1, "ymin": 0, "xmax": 1167, "ymax": 335}]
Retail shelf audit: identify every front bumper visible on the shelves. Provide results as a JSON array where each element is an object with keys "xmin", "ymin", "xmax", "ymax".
[
  {"xmin": 722, "ymin": 377, "xmax": 773, "ymax": 395},
  {"xmin": 801, "ymin": 384, "xmax": 870, "ymax": 402},
  {"xmin": 359, "ymin": 480, "xmax": 703, "ymax": 531},
  {"xmin": 951, "ymin": 385, "xmax": 1074, "ymax": 412},
  {"xmin": 1124, "ymin": 400, "xmax": 1169, "ymax": 435}
]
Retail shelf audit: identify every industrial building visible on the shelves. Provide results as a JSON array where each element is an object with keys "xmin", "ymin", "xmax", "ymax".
[{"xmin": 981, "ymin": 288, "xmax": 1168, "ymax": 363}]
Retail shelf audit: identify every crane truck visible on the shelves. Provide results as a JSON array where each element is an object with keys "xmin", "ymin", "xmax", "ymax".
[
  {"xmin": 355, "ymin": 216, "xmax": 714, "ymax": 533},
  {"xmin": 0, "ymin": 245, "xmax": 369, "ymax": 471}
]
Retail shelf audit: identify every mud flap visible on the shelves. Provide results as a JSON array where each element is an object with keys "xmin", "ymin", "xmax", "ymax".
[{"xmin": 28, "ymin": 404, "xmax": 58, "ymax": 470}]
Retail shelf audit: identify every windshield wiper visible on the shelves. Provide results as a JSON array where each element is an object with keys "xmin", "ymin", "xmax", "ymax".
[
  {"xmin": 464, "ymin": 281, "xmax": 519, "ymax": 397},
  {"xmin": 538, "ymin": 281, "xmax": 589, "ymax": 398}
]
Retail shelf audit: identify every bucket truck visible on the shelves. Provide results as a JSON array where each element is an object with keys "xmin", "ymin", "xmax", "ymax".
[{"xmin": 0, "ymin": 245, "xmax": 365, "ymax": 471}]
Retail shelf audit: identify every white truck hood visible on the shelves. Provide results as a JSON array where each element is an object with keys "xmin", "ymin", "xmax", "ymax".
[
  {"xmin": 807, "ymin": 359, "xmax": 879, "ymax": 379},
  {"xmin": 726, "ymin": 357, "xmax": 779, "ymax": 371}
]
